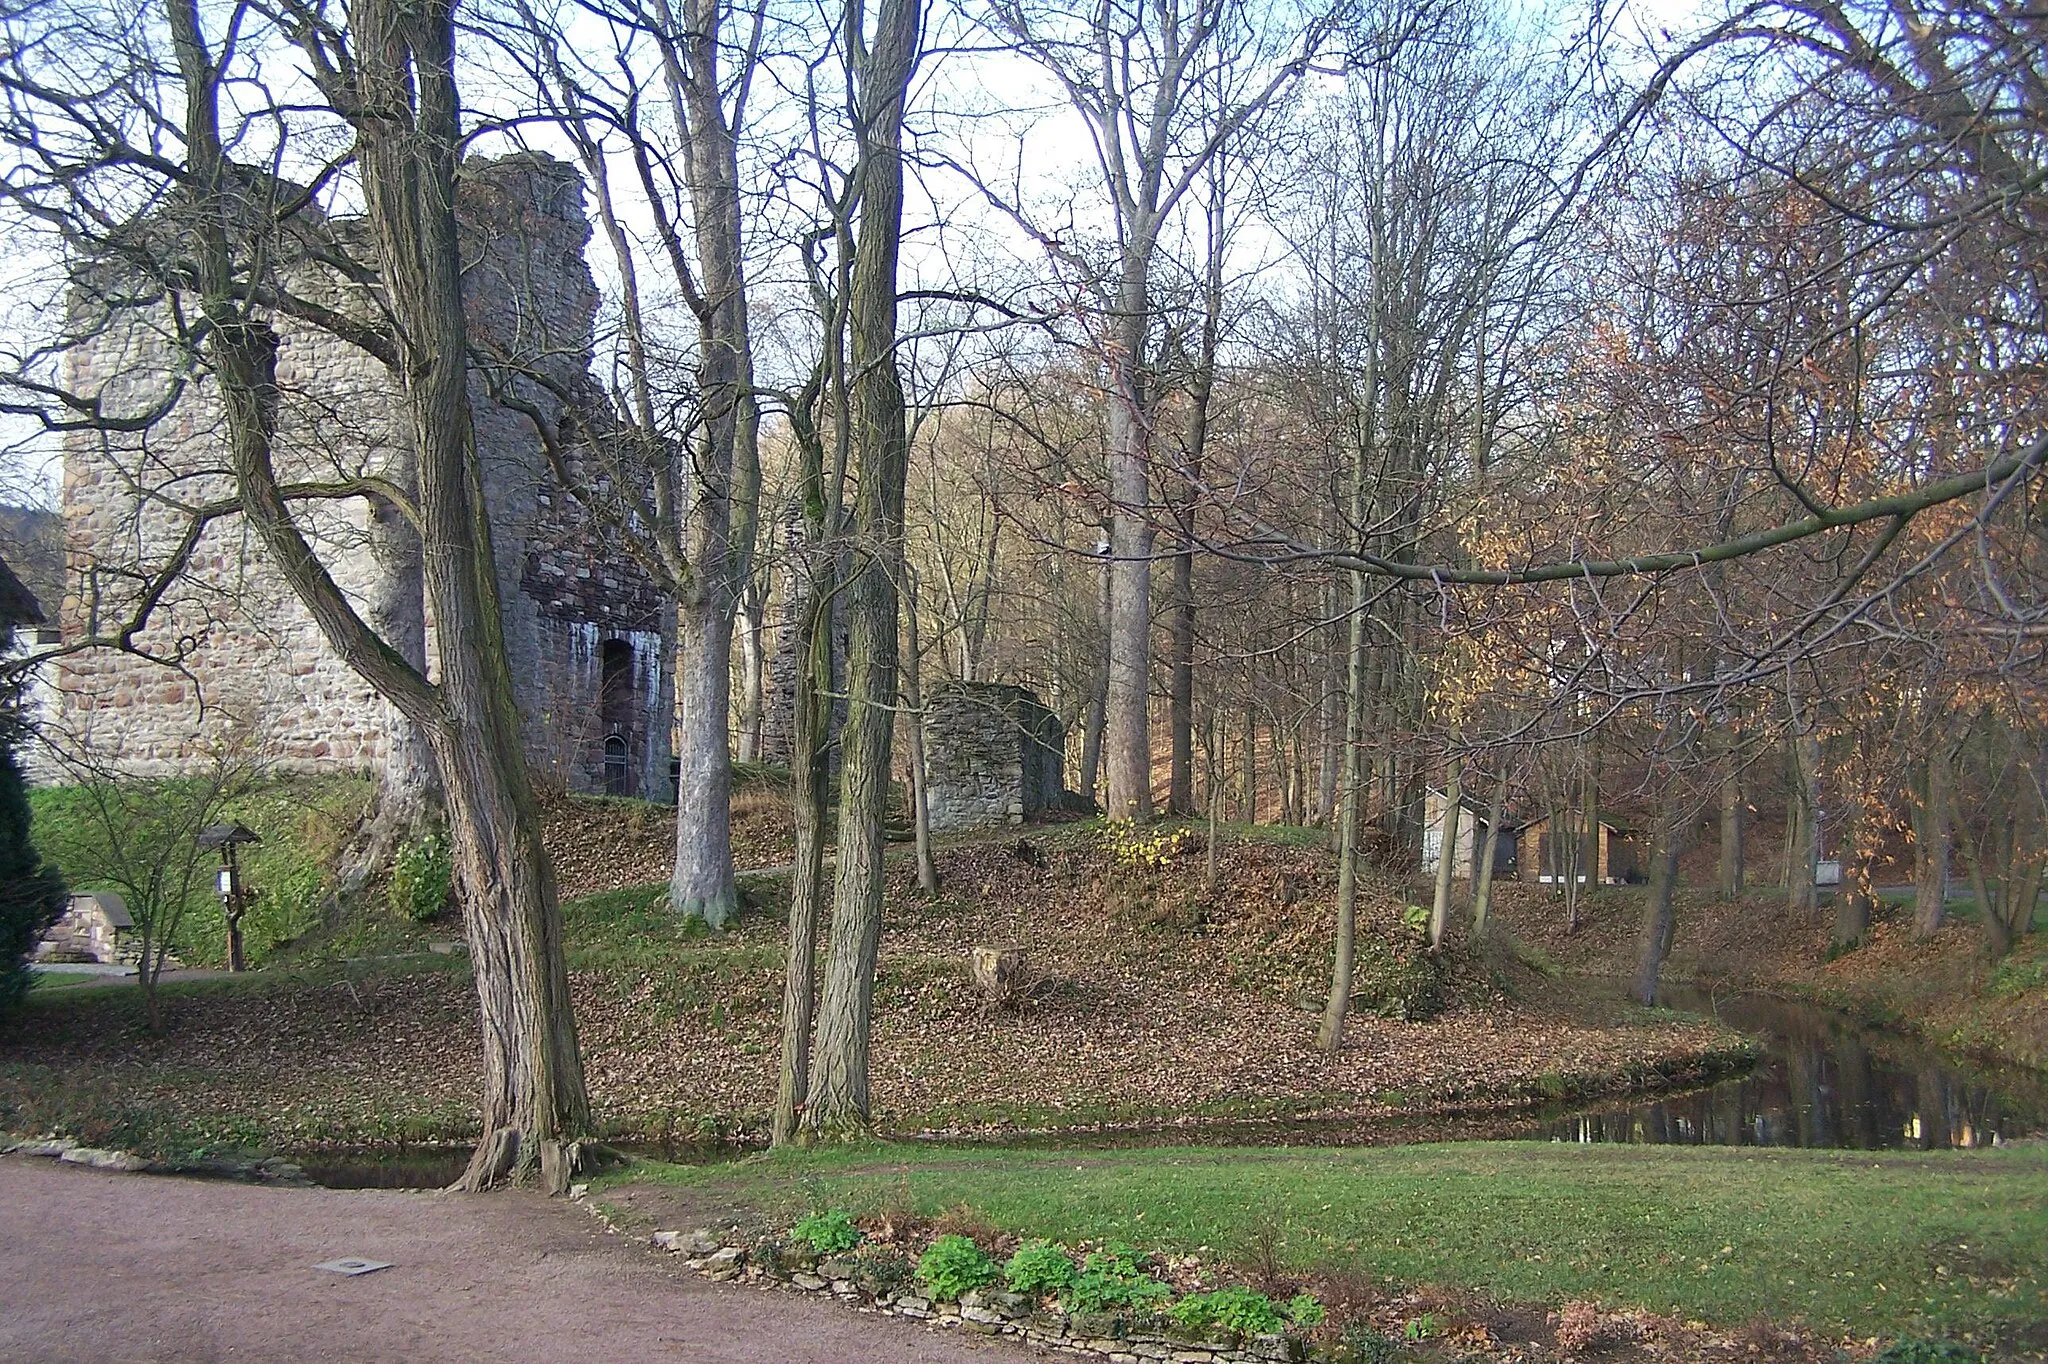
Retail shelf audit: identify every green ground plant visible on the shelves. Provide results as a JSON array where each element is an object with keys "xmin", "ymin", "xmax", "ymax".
[
  {"xmin": 1004, "ymin": 1239, "xmax": 1078, "ymax": 1297},
  {"xmin": 1064, "ymin": 1242, "xmax": 1173, "ymax": 1314},
  {"xmin": 915, "ymin": 1234, "xmax": 999, "ymax": 1302},
  {"xmin": 1164, "ymin": 1284, "xmax": 1290, "ymax": 1335},
  {"xmin": 790, "ymin": 1210, "xmax": 861, "ymax": 1256},
  {"xmin": 388, "ymin": 831, "xmax": 453, "ymax": 923}
]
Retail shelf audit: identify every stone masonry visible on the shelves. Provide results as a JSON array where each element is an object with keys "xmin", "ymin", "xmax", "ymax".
[
  {"xmin": 923, "ymin": 680, "xmax": 1066, "ymax": 833},
  {"xmin": 757, "ymin": 499, "xmax": 847, "ymax": 769},
  {"xmin": 52, "ymin": 155, "xmax": 673, "ymax": 798}
]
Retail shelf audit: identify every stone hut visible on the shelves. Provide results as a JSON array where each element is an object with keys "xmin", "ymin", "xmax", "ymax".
[
  {"xmin": 923, "ymin": 681, "xmax": 1067, "ymax": 833},
  {"xmin": 49, "ymin": 155, "xmax": 673, "ymax": 799},
  {"xmin": 35, "ymin": 892, "xmax": 133, "ymax": 965}
]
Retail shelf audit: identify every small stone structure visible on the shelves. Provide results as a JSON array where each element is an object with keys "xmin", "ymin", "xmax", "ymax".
[
  {"xmin": 35, "ymin": 892, "xmax": 133, "ymax": 964},
  {"xmin": 923, "ymin": 681, "xmax": 1066, "ymax": 833}
]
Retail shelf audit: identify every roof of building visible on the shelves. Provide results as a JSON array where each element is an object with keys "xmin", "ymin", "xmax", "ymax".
[
  {"xmin": 0, "ymin": 505, "xmax": 61, "ymax": 624},
  {"xmin": 1521, "ymin": 809, "xmax": 1636, "ymax": 835},
  {"xmin": 0, "ymin": 550, "xmax": 42, "ymax": 629},
  {"xmin": 70, "ymin": 891, "xmax": 133, "ymax": 928},
  {"xmin": 1425, "ymin": 786, "xmax": 1525, "ymax": 829}
]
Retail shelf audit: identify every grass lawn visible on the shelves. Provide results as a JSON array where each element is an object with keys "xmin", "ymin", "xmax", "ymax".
[{"xmin": 609, "ymin": 1140, "xmax": 2048, "ymax": 1343}]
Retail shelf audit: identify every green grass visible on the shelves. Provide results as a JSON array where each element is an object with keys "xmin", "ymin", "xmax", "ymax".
[
  {"xmin": 610, "ymin": 1141, "xmax": 2048, "ymax": 1341},
  {"xmin": 28, "ymin": 774, "xmax": 374, "ymax": 969}
]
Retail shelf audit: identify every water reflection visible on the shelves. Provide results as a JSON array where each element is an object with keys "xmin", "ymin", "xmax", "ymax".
[{"xmin": 1529, "ymin": 986, "xmax": 2048, "ymax": 1149}]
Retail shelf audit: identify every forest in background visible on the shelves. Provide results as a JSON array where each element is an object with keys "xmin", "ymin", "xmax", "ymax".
[{"xmin": 0, "ymin": 0, "xmax": 2039, "ymax": 1183}]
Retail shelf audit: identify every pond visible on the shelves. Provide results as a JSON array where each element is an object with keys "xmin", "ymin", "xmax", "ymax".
[
  {"xmin": 1521, "ymin": 985, "xmax": 2048, "ymax": 1149},
  {"xmin": 285, "ymin": 988, "xmax": 2048, "ymax": 1185},
  {"xmin": 288, "ymin": 1139, "xmax": 713, "ymax": 1190}
]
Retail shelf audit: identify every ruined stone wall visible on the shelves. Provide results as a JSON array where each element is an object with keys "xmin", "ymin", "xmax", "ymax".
[
  {"xmin": 55, "ymin": 155, "xmax": 672, "ymax": 799},
  {"xmin": 923, "ymin": 681, "xmax": 1066, "ymax": 833},
  {"xmin": 56, "ymin": 288, "xmax": 397, "ymax": 773},
  {"xmin": 758, "ymin": 500, "xmax": 845, "ymax": 770}
]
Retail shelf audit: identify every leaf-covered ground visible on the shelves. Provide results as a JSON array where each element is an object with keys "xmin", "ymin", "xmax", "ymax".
[
  {"xmin": 0, "ymin": 823, "xmax": 1750, "ymax": 1154},
  {"xmin": 543, "ymin": 784, "xmax": 799, "ymax": 897}
]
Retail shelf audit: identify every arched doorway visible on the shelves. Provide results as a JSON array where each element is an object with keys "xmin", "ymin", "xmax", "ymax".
[{"xmin": 600, "ymin": 638, "xmax": 634, "ymax": 797}]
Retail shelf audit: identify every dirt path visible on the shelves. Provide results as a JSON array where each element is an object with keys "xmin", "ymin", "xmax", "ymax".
[{"xmin": 0, "ymin": 1158, "xmax": 1033, "ymax": 1364}]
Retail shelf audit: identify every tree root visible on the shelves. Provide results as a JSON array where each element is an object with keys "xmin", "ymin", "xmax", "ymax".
[
  {"xmin": 451, "ymin": 1127, "xmax": 520, "ymax": 1193},
  {"xmin": 450, "ymin": 1129, "xmax": 597, "ymax": 1195}
]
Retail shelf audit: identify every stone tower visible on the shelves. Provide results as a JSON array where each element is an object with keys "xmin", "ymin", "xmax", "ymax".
[{"xmin": 52, "ymin": 154, "xmax": 673, "ymax": 799}]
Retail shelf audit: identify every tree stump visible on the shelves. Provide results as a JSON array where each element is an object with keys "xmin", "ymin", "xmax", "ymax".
[{"xmin": 967, "ymin": 945, "xmax": 1029, "ymax": 1006}]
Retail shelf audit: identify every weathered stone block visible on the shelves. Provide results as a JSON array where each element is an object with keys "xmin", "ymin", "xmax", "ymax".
[{"xmin": 1069, "ymin": 1312, "xmax": 1126, "ymax": 1340}]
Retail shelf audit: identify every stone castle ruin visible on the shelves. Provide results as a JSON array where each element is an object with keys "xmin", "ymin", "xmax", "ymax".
[
  {"xmin": 39, "ymin": 152, "xmax": 1074, "ymax": 828},
  {"xmin": 52, "ymin": 154, "xmax": 673, "ymax": 799}
]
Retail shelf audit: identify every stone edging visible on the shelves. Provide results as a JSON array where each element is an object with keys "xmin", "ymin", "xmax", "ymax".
[
  {"xmin": 1, "ymin": 1135, "xmax": 311, "ymax": 1185},
  {"xmin": 617, "ymin": 1218, "xmax": 1316, "ymax": 1364}
]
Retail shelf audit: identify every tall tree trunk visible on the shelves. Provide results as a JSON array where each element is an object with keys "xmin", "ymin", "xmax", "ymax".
[
  {"xmin": 660, "ymin": 0, "xmax": 761, "ymax": 925},
  {"xmin": 736, "ymin": 583, "xmax": 767, "ymax": 764},
  {"xmin": 1317, "ymin": 432, "xmax": 1372, "ymax": 1050},
  {"xmin": 1913, "ymin": 736, "xmax": 1954, "ymax": 938},
  {"xmin": 340, "ymin": 0, "xmax": 591, "ymax": 1190},
  {"xmin": 1716, "ymin": 768, "xmax": 1744, "ymax": 900},
  {"xmin": 1471, "ymin": 770, "xmax": 1507, "ymax": 938},
  {"xmin": 903, "ymin": 572, "xmax": 939, "ymax": 894},
  {"xmin": 1428, "ymin": 757, "xmax": 1462, "ymax": 949},
  {"xmin": 1314, "ymin": 627, "xmax": 1342, "ymax": 825},
  {"xmin": 1203, "ymin": 711, "xmax": 1221, "ymax": 892},
  {"xmin": 1240, "ymin": 704, "xmax": 1257, "ymax": 823},
  {"xmin": 1787, "ymin": 729, "xmax": 1820, "ymax": 916},
  {"xmin": 671, "ymin": 597, "xmax": 738, "ymax": 925},
  {"xmin": 804, "ymin": 0, "xmax": 919, "ymax": 1138},
  {"xmin": 1166, "ymin": 532, "xmax": 1196, "ymax": 816},
  {"xmin": 1103, "ymin": 249, "xmax": 1157, "ymax": 824},
  {"xmin": 1167, "ymin": 174, "xmax": 1224, "ymax": 818},
  {"xmin": 772, "ymin": 560, "xmax": 833, "ymax": 1145},
  {"xmin": 1630, "ymin": 795, "xmax": 1683, "ymax": 1006},
  {"xmin": 340, "ymin": 452, "xmax": 439, "ymax": 890},
  {"xmin": 1078, "ymin": 540, "xmax": 1110, "ymax": 806},
  {"xmin": 363, "ymin": 15, "xmax": 589, "ymax": 1190},
  {"xmin": 180, "ymin": 0, "xmax": 590, "ymax": 1190}
]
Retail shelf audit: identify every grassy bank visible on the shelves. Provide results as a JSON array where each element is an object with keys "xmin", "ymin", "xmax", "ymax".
[
  {"xmin": 28, "ymin": 774, "xmax": 373, "ymax": 969},
  {"xmin": 603, "ymin": 1140, "xmax": 2048, "ymax": 1348}
]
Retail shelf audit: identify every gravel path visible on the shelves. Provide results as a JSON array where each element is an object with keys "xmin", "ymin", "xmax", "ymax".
[{"xmin": 0, "ymin": 1158, "xmax": 1033, "ymax": 1363}]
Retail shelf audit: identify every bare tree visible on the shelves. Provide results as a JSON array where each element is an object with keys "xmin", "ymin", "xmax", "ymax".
[
  {"xmin": 801, "ymin": 0, "xmax": 923, "ymax": 1139},
  {"xmin": 0, "ymin": 0, "xmax": 595, "ymax": 1190},
  {"xmin": 979, "ymin": 0, "xmax": 1335, "ymax": 822},
  {"xmin": 502, "ymin": 0, "xmax": 769, "ymax": 927},
  {"xmin": 41, "ymin": 729, "xmax": 260, "ymax": 1031}
]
